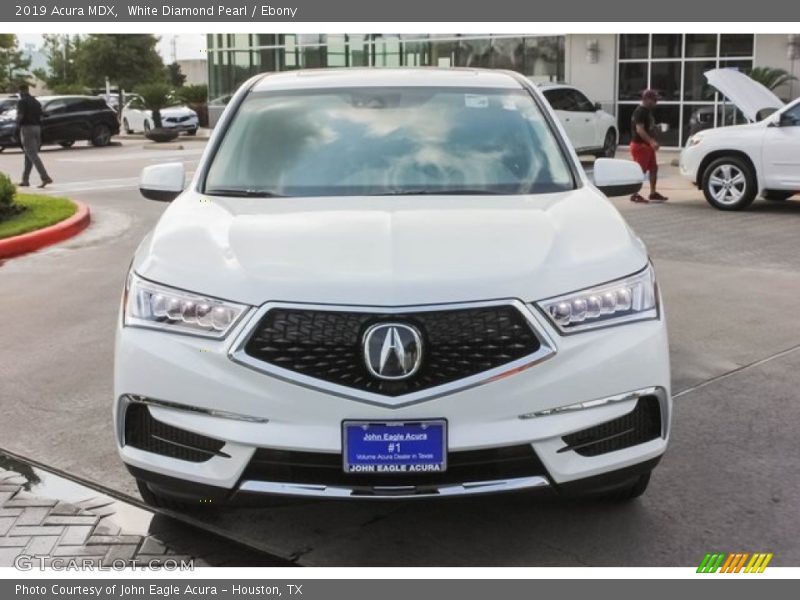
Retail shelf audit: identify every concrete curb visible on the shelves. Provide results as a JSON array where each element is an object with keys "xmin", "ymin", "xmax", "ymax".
[{"xmin": 0, "ymin": 200, "xmax": 91, "ymax": 260}]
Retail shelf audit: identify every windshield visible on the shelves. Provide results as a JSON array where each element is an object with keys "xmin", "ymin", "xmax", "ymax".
[{"xmin": 204, "ymin": 86, "xmax": 576, "ymax": 197}]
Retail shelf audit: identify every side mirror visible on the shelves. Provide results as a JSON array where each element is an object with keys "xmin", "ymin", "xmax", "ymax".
[
  {"xmin": 593, "ymin": 158, "xmax": 643, "ymax": 197},
  {"xmin": 139, "ymin": 162, "xmax": 185, "ymax": 202},
  {"xmin": 594, "ymin": 102, "xmax": 603, "ymax": 112}
]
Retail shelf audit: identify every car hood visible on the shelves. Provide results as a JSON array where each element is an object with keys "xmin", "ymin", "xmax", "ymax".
[
  {"xmin": 134, "ymin": 189, "xmax": 648, "ymax": 306},
  {"xmin": 705, "ymin": 68, "xmax": 784, "ymax": 122}
]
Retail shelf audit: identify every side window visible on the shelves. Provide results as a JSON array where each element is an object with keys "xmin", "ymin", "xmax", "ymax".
[
  {"xmin": 69, "ymin": 99, "xmax": 93, "ymax": 112},
  {"xmin": 544, "ymin": 89, "xmax": 570, "ymax": 111},
  {"xmin": 558, "ymin": 90, "xmax": 580, "ymax": 112},
  {"xmin": 128, "ymin": 97, "xmax": 146, "ymax": 110},
  {"xmin": 782, "ymin": 104, "xmax": 800, "ymax": 126},
  {"xmin": 570, "ymin": 90, "xmax": 596, "ymax": 112},
  {"xmin": 43, "ymin": 99, "xmax": 67, "ymax": 115}
]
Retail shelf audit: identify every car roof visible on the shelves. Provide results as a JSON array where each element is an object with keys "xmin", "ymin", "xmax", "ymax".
[
  {"xmin": 537, "ymin": 82, "xmax": 574, "ymax": 91},
  {"xmin": 39, "ymin": 95, "xmax": 105, "ymax": 102},
  {"xmin": 251, "ymin": 68, "xmax": 525, "ymax": 92}
]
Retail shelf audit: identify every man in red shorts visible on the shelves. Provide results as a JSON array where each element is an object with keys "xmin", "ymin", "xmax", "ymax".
[{"xmin": 629, "ymin": 89, "xmax": 668, "ymax": 203}]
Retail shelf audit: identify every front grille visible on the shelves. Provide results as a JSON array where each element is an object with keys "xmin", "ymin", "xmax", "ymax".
[
  {"xmin": 123, "ymin": 403, "xmax": 226, "ymax": 462},
  {"xmin": 242, "ymin": 305, "xmax": 542, "ymax": 396},
  {"xmin": 560, "ymin": 396, "xmax": 662, "ymax": 457},
  {"xmin": 240, "ymin": 445, "xmax": 547, "ymax": 488}
]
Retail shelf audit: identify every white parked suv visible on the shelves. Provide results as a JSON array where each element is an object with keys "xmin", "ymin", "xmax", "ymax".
[
  {"xmin": 539, "ymin": 83, "xmax": 618, "ymax": 158},
  {"xmin": 115, "ymin": 68, "xmax": 670, "ymax": 507},
  {"xmin": 680, "ymin": 68, "xmax": 800, "ymax": 210},
  {"xmin": 121, "ymin": 95, "xmax": 199, "ymax": 136}
]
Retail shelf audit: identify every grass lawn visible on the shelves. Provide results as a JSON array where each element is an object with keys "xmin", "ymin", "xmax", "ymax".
[{"xmin": 0, "ymin": 194, "xmax": 77, "ymax": 240}]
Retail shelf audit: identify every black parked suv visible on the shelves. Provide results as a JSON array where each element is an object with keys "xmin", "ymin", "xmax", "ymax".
[{"xmin": 0, "ymin": 95, "xmax": 119, "ymax": 151}]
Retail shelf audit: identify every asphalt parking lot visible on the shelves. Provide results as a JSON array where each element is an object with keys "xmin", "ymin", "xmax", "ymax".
[{"xmin": 1, "ymin": 139, "xmax": 799, "ymax": 566}]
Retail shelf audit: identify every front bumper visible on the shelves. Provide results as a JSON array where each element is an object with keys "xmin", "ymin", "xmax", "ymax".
[
  {"xmin": 679, "ymin": 146, "xmax": 702, "ymax": 185},
  {"xmin": 114, "ymin": 301, "xmax": 671, "ymax": 500},
  {"xmin": 161, "ymin": 119, "xmax": 198, "ymax": 132}
]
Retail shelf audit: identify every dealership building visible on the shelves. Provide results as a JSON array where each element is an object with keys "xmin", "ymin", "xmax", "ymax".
[{"xmin": 207, "ymin": 33, "xmax": 800, "ymax": 147}]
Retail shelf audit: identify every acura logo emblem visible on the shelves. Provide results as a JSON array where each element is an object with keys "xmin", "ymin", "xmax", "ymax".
[{"xmin": 363, "ymin": 323, "xmax": 423, "ymax": 381}]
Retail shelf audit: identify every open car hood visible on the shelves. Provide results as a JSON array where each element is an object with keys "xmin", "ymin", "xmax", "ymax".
[{"xmin": 704, "ymin": 68, "xmax": 784, "ymax": 122}]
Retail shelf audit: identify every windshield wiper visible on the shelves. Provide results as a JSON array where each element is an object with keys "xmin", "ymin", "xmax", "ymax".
[
  {"xmin": 373, "ymin": 188, "xmax": 505, "ymax": 196},
  {"xmin": 204, "ymin": 188, "xmax": 285, "ymax": 198}
]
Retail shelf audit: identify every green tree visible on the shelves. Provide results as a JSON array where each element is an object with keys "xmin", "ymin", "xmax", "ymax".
[
  {"xmin": 135, "ymin": 82, "xmax": 174, "ymax": 128},
  {"xmin": 177, "ymin": 83, "xmax": 209, "ymax": 127},
  {"xmin": 0, "ymin": 34, "xmax": 31, "ymax": 92},
  {"xmin": 75, "ymin": 34, "xmax": 164, "ymax": 92},
  {"xmin": 747, "ymin": 66, "xmax": 798, "ymax": 91},
  {"xmin": 176, "ymin": 84, "xmax": 207, "ymax": 105},
  {"xmin": 34, "ymin": 34, "xmax": 82, "ymax": 90},
  {"xmin": 165, "ymin": 62, "xmax": 186, "ymax": 87}
]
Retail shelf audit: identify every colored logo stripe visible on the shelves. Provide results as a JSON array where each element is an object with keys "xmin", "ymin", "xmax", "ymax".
[
  {"xmin": 745, "ymin": 553, "xmax": 773, "ymax": 573},
  {"xmin": 697, "ymin": 553, "xmax": 725, "ymax": 573},
  {"xmin": 697, "ymin": 552, "xmax": 773, "ymax": 573}
]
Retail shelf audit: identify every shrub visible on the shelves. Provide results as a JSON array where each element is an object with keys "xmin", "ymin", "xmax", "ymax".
[
  {"xmin": 0, "ymin": 172, "xmax": 24, "ymax": 221},
  {"xmin": 52, "ymin": 83, "xmax": 92, "ymax": 95},
  {"xmin": 177, "ymin": 84, "xmax": 209, "ymax": 127},
  {"xmin": 177, "ymin": 84, "xmax": 208, "ymax": 105}
]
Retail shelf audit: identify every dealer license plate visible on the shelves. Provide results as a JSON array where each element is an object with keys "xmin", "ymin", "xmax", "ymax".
[{"xmin": 342, "ymin": 420, "xmax": 447, "ymax": 474}]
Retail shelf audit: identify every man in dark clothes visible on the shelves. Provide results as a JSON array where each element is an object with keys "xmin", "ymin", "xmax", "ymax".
[
  {"xmin": 16, "ymin": 84, "xmax": 53, "ymax": 188},
  {"xmin": 629, "ymin": 89, "xmax": 667, "ymax": 203}
]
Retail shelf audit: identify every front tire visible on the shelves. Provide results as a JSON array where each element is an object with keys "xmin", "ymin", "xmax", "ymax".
[
  {"xmin": 123, "ymin": 118, "xmax": 133, "ymax": 134},
  {"xmin": 186, "ymin": 127, "xmax": 197, "ymax": 136},
  {"xmin": 143, "ymin": 120, "xmax": 151, "ymax": 134},
  {"xmin": 701, "ymin": 156, "xmax": 757, "ymax": 211},
  {"xmin": 91, "ymin": 123, "xmax": 112, "ymax": 147},
  {"xmin": 58, "ymin": 140, "xmax": 75, "ymax": 148}
]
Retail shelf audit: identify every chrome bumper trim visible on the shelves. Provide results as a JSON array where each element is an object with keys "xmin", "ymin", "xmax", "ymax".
[
  {"xmin": 519, "ymin": 386, "xmax": 667, "ymax": 422},
  {"xmin": 238, "ymin": 475, "xmax": 550, "ymax": 499},
  {"xmin": 119, "ymin": 394, "xmax": 269, "ymax": 423}
]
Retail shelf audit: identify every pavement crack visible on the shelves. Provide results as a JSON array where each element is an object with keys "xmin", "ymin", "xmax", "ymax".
[{"xmin": 674, "ymin": 341, "xmax": 800, "ymax": 399}]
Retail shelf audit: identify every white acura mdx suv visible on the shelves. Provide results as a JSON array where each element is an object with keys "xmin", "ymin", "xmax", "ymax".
[{"xmin": 115, "ymin": 68, "xmax": 670, "ymax": 507}]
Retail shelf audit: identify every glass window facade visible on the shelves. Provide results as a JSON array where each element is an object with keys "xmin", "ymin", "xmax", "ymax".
[
  {"xmin": 206, "ymin": 34, "xmax": 565, "ymax": 101},
  {"xmin": 617, "ymin": 34, "xmax": 754, "ymax": 147}
]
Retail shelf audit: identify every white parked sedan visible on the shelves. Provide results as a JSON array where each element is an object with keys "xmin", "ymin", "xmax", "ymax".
[
  {"xmin": 680, "ymin": 68, "xmax": 800, "ymax": 210},
  {"xmin": 121, "ymin": 95, "xmax": 199, "ymax": 136},
  {"xmin": 539, "ymin": 83, "xmax": 619, "ymax": 158},
  {"xmin": 116, "ymin": 68, "xmax": 669, "ymax": 508}
]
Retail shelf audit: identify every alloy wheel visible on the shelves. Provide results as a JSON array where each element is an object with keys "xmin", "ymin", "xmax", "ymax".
[{"xmin": 708, "ymin": 164, "xmax": 747, "ymax": 206}]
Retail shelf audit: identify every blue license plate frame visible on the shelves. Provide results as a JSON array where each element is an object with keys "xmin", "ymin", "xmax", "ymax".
[{"xmin": 342, "ymin": 420, "xmax": 448, "ymax": 474}]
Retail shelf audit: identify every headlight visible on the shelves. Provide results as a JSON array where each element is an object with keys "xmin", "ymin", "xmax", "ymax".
[
  {"xmin": 537, "ymin": 264, "xmax": 658, "ymax": 333},
  {"xmin": 686, "ymin": 135, "xmax": 703, "ymax": 147},
  {"xmin": 124, "ymin": 272, "xmax": 249, "ymax": 338}
]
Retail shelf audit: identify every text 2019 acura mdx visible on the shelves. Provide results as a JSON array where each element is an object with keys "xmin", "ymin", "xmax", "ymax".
[{"xmin": 115, "ymin": 68, "xmax": 670, "ymax": 507}]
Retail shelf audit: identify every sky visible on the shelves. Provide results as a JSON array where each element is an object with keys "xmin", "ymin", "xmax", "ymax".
[{"xmin": 16, "ymin": 34, "xmax": 207, "ymax": 62}]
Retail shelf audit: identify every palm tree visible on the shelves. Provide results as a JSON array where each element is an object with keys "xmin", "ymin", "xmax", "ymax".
[
  {"xmin": 135, "ymin": 82, "xmax": 173, "ymax": 129},
  {"xmin": 746, "ymin": 66, "xmax": 797, "ymax": 91}
]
